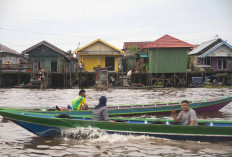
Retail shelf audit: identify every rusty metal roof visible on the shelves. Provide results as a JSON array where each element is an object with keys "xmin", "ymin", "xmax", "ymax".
[
  {"xmin": 123, "ymin": 41, "xmax": 152, "ymax": 50},
  {"xmin": 143, "ymin": 34, "xmax": 194, "ymax": 49},
  {"xmin": 21, "ymin": 40, "xmax": 73, "ymax": 61},
  {"xmin": 0, "ymin": 44, "xmax": 20, "ymax": 56}
]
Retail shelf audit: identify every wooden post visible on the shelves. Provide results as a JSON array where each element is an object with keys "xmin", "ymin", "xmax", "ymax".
[
  {"xmin": 116, "ymin": 67, "xmax": 119, "ymax": 86},
  {"xmin": 76, "ymin": 61, "xmax": 80, "ymax": 88},
  {"xmin": 69, "ymin": 63, "xmax": 72, "ymax": 88},
  {"xmin": 174, "ymin": 73, "xmax": 176, "ymax": 87},
  {"xmin": 150, "ymin": 73, "xmax": 153, "ymax": 86},
  {"xmin": 185, "ymin": 72, "xmax": 188, "ymax": 87},
  {"xmin": 63, "ymin": 63, "xmax": 66, "ymax": 88},
  {"xmin": 122, "ymin": 58, "xmax": 124, "ymax": 86},
  {"xmin": 155, "ymin": 41, "xmax": 158, "ymax": 86},
  {"xmin": 32, "ymin": 58, "xmax": 34, "ymax": 79},
  {"xmin": 0, "ymin": 58, "xmax": 2, "ymax": 87},
  {"xmin": 17, "ymin": 65, "xmax": 20, "ymax": 85},
  {"xmin": 162, "ymin": 73, "xmax": 164, "ymax": 88}
]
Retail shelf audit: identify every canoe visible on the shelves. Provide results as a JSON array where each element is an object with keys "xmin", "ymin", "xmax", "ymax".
[
  {"xmin": 2, "ymin": 95, "xmax": 232, "ymax": 116},
  {"xmin": 1, "ymin": 109, "xmax": 232, "ymax": 142}
]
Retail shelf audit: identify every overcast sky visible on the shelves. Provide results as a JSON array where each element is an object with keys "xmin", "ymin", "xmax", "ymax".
[{"xmin": 0, "ymin": 0, "xmax": 232, "ymax": 53}]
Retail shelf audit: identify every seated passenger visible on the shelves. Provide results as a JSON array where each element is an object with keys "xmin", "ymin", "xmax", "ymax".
[
  {"xmin": 93, "ymin": 96, "xmax": 109, "ymax": 121},
  {"xmin": 72, "ymin": 89, "xmax": 88, "ymax": 110},
  {"xmin": 171, "ymin": 100, "xmax": 197, "ymax": 126}
]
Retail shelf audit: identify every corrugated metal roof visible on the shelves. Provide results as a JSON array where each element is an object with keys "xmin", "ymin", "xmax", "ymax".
[
  {"xmin": 123, "ymin": 42, "xmax": 152, "ymax": 50},
  {"xmin": 188, "ymin": 39, "xmax": 218, "ymax": 55},
  {"xmin": 143, "ymin": 34, "xmax": 194, "ymax": 49},
  {"xmin": 0, "ymin": 44, "xmax": 20, "ymax": 55},
  {"xmin": 21, "ymin": 40, "xmax": 72, "ymax": 61},
  {"xmin": 200, "ymin": 40, "xmax": 232, "ymax": 58},
  {"xmin": 73, "ymin": 39, "xmax": 125, "ymax": 55}
]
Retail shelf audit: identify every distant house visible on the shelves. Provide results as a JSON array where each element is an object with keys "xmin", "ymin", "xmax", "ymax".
[
  {"xmin": 188, "ymin": 38, "xmax": 232, "ymax": 71},
  {"xmin": 0, "ymin": 44, "xmax": 21, "ymax": 64},
  {"xmin": 123, "ymin": 41, "xmax": 151, "ymax": 71},
  {"xmin": 123, "ymin": 41, "xmax": 152, "ymax": 56},
  {"xmin": 142, "ymin": 34, "xmax": 194, "ymax": 73},
  {"xmin": 73, "ymin": 39, "xmax": 125, "ymax": 72},
  {"xmin": 22, "ymin": 40, "xmax": 77, "ymax": 73}
]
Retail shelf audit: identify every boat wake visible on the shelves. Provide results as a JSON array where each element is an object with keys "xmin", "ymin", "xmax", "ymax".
[
  {"xmin": 90, "ymin": 133, "xmax": 159, "ymax": 144},
  {"xmin": 61, "ymin": 127, "xmax": 166, "ymax": 143},
  {"xmin": 61, "ymin": 127, "xmax": 106, "ymax": 139}
]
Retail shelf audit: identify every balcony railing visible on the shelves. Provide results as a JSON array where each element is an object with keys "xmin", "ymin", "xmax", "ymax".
[{"xmin": 0, "ymin": 64, "xmax": 32, "ymax": 72}]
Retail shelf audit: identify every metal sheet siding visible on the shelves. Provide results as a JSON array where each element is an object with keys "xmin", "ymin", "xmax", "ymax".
[{"xmin": 149, "ymin": 48, "xmax": 187, "ymax": 73}]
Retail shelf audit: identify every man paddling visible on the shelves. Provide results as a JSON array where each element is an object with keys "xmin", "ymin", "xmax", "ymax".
[
  {"xmin": 171, "ymin": 100, "xmax": 197, "ymax": 126},
  {"xmin": 72, "ymin": 89, "xmax": 88, "ymax": 110}
]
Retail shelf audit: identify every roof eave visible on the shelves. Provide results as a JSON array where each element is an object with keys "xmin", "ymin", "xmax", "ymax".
[{"xmin": 73, "ymin": 39, "xmax": 125, "ymax": 55}]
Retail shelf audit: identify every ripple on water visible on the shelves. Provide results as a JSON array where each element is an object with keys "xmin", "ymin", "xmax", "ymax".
[{"xmin": 0, "ymin": 88, "xmax": 232, "ymax": 156}]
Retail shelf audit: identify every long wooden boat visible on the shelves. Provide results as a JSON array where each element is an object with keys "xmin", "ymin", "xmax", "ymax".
[
  {"xmin": 1, "ymin": 95, "xmax": 231, "ymax": 116},
  {"xmin": 1, "ymin": 109, "xmax": 232, "ymax": 142}
]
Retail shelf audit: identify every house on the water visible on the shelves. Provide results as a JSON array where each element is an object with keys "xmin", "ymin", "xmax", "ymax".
[
  {"xmin": 188, "ymin": 38, "xmax": 232, "ymax": 71},
  {"xmin": 142, "ymin": 34, "xmax": 194, "ymax": 73},
  {"xmin": 123, "ymin": 41, "xmax": 152, "ymax": 55},
  {"xmin": 123, "ymin": 41, "xmax": 152, "ymax": 71},
  {"xmin": 22, "ymin": 40, "xmax": 77, "ymax": 73},
  {"xmin": 0, "ymin": 44, "xmax": 21, "ymax": 65},
  {"xmin": 73, "ymin": 39, "xmax": 125, "ymax": 72},
  {"xmin": 0, "ymin": 43, "xmax": 29, "ymax": 72}
]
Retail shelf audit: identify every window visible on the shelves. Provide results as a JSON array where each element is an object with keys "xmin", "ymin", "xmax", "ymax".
[
  {"xmin": 203, "ymin": 57, "xmax": 211, "ymax": 65},
  {"xmin": 223, "ymin": 60, "xmax": 227, "ymax": 70},
  {"xmin": 206, "ymin": 57, "xmax": 211, "ymax": 66},
  {"xmin": 218, "ymin": 59, "xmax": 227, "ymax": 70}
]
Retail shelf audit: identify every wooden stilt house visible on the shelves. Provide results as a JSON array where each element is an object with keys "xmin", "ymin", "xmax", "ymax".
[
  {"xmin": 73, "ymin": 39, "xmax": 125, "ymax": 72},
  {"xmin": 143, "ymin": 34, "xmax": 194, "ymax": 73}
]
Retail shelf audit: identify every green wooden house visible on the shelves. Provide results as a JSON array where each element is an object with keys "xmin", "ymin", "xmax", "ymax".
[
  {"xmin": 22, "ymin": 40, "xmax": 77, "ymax": 73},
  {"xmin": 143, "ymin": 35, "xmax": 194, "ymax": 73}
]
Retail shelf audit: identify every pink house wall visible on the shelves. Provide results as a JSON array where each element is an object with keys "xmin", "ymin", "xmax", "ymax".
[{"xmin": 210, "ymin": 57, "xmax": 232, "ymax": 71}]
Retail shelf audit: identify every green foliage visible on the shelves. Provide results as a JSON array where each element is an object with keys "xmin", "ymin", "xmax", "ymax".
[
  {"xmin": 194, "ymin": 67, "xmax": 201, "ymax": 71},
  {"xmin": 128, "ymin": 44, "xmax": 138, "ymax": 57},
  {"xmin": 127, "ymin": 62, "xmax": 136, "ymax": 70},
  {"xmin": 67, "ymin": 50, "xmax": 73, "ymax": 56},
  {"xmin": 128, "ymin": 44, "xmax": 138, "ymax": 70},
  {"xmin": 157, "ymin": 81, "xmax": 163, "ymax": 87},
  {"xmin": 187, "ymin": 56, "xmax": 194, "ymax": 70},
  {"xmin": 140, "ymin": 63, "xmax": 146, "ymax": 73},
  {"xmin": 205, "ymin": 67, "xmax": 214, "ymax": 71}
]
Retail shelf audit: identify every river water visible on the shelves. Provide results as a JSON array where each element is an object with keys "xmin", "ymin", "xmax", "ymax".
[{"xmin": 0, "ymin": 88, "xmax": 232, "ymax": 156}]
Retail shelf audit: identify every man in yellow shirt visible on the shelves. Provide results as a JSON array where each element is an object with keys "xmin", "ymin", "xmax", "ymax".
[{"xmin": 72, "ymin": 89, "xmax": 88, "ymax": 110}]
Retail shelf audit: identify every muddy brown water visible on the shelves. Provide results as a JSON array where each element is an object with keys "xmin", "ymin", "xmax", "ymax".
[{"xmin": 0, "ymin": 88, "xmax": 232, "ymax": 156}]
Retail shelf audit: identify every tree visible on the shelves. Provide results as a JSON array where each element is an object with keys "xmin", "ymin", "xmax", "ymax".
[
  {"xmin": 187, "ymin": 55, "xmax": 194, "ymax": 71},
  {"xmin": 128, "ymin": 44, "xmax": 138, "ymax": 70},
  {"xmin": 67, "ymin": 50, "xmax": 73, "ymax": 56}
]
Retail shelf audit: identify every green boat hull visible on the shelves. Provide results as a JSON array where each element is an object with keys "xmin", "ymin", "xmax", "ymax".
[
  {"xmin": 1, "ymin": 109, "xmax": 232, "ymax": 141},
  {"xmin": 1, "ymin": 95, "xmax": 232, "ymax": 116}
]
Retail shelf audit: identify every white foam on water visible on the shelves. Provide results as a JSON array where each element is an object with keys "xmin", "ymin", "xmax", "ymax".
[
  {"xmin": 90, "ymin": 133, "xmax": 165, "ymax": 144},
  {"xmin": 61, "ymin": 126, "xmax": 106, "ymax": 139},
  {"xmin": 61, "ymin": 126, "xmax": 168, "ymax": 144}
]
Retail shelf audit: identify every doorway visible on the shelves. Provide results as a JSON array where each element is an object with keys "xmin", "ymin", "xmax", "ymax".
[
  {"xmin": 51, "ymin": 61, "xmax": 57, "ymax": 72},
  {"xmin": 105, "ymin": 57, "xmax": 115, "ymax": 71}
]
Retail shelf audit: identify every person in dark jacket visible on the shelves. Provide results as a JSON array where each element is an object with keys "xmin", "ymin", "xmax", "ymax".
[{"xmin": 93, "ymin": 96, "xmax": 110, "ymax": 121}]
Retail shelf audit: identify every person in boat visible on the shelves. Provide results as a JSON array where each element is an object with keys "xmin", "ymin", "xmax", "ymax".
[
  {"xmin": 171, "ymin": 100, "xmax": 197, "ymax": 126},
  {"xmin": 93, "ymin": 96, "xmax": 111, "ymax": 121},
  {"xmin": 72, "ymin": 89, "xmax": 88, "ymax": 110}
]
